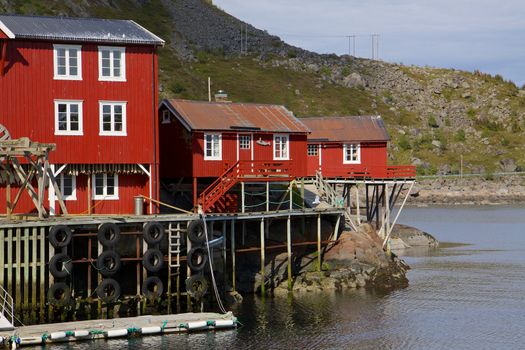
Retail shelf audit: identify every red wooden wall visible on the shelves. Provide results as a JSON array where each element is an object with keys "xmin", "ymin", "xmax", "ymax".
[{"xmin": 306, "ymin": 142, "xmax": 388, "ymax": 177}]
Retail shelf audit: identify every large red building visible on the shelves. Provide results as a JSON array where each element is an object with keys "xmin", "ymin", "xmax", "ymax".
[
  {"xmin": 0, "ymin": 14, "xmax": 164, "ymax": 215},
  {"xmin": 302, "ymin": 116, "xmax": 415, "ymax": 179},
  {"xmin": 159, "ymin": 99, "xmax": 310, "ymax": 209}
]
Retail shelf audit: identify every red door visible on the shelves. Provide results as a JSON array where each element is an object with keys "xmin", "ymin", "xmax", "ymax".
[
  {"xmin": 307, "ymin": 143, "xmax": 320, "ymax": 176},
  {"xmin": 238, "ymin": 134, "xmax": 252, "ymax": 161}
]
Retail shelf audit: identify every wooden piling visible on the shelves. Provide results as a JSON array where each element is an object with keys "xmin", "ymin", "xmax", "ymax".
[
  {"xmin": 260, "ymin": 218, "xmax": 265, "ymax": 295},
  {"xmin": 23, "ymin": 228, "xmax": 29, "ymax": 307},
  {"xmin": 286, "ymin": 216, "xmax": 292, "ymax": 290},
  {"xmin": 231, "ymin": 220, "xmax": 236, "ymax": 292},
  {"xmin": 317, "ymin": 214, "xmax": 321, "ymax": 272}
]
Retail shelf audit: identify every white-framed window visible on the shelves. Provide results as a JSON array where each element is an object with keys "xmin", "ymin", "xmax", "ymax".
[
  {"xmin": 56, "ymin": 174, "xmax": 76, "ymax": 200},
  {"xmin": 273, "ymin": 134, "xmax": 289, "ymax": 160},
  {"xmin": 307, "ymin": 144, "xmax": 318, "ymax": 156},
  {"xmin": 98, "ymin": 46, "xmax": 126, "ymax": 81},
  {"xmin": 53, "ymin": 44, "xmax": 82, "ymax": 80},
  {"xmin": 161, "ymin": 110, "xmax": 171, "ymax": 124},
  {"xmin": 54, "ymin": 100, "xmax": 83, "ymax": 135},
  {"xmin": 99, "ymin": 101, "xmax": 127, "ymax": 136},
  {"xmin": 93, "ymin": 173, "xmax": 118, "ymax": 200},
  {"xmin": 204, "ymin": 133, "xmax": 222, "ymax": 160},
  {"xmin": 239, "ymin": 135, "xmax": 251, "ymax": 149},
  {"xmin": 343, "ymin": 143, "xmax": 361, "ymax": 164}
]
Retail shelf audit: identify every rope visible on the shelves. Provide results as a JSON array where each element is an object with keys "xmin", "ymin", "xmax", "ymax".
[
  {"xmin": 200, "ymin": 213, "xmax": 228, "ymax": 314},
  {"xmin": 160, "ymin": 320, "xmax": 168, "ymax": 332}
]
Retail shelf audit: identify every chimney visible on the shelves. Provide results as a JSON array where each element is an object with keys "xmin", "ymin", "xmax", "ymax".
[{"xmin": 214, "ymin": 90, "xmax": 230, "ymax": 103}]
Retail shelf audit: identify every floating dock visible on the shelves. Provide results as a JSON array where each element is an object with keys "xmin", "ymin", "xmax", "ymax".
[{"xmin": 1, "ymin": 312, "xmax": 237, "ymax": 348}]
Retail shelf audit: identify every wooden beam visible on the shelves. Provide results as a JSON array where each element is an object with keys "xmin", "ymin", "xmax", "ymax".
[{"xmin": 46, "ymin": 166, "xmax": 68, "ymax": 215}]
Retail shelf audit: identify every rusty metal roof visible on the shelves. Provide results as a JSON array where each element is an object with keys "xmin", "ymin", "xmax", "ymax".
[
  {"xmin": 0, "ymin": 14, "xmax": 164, "ymax": 46},
  {"xmin": 302, "ymin": 116, "xmax": 390, "ymax": 142},
  {"xmin": 162, "ymin": 99, "xmax": 310, "ymax": 133}
]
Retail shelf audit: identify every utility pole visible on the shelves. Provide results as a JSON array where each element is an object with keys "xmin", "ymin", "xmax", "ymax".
[
  {"xmin": 346, "ymin": 35, "xmax": 356, "ymax": 56},
  {"xmin": 370, "ymin": 34, "xmax": 380, "ymax": 60}
]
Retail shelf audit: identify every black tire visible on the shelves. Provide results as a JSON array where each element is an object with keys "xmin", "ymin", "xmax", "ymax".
[
  {"xmin": 187, "ymin": 219, "xmax": 208, "ymax": 244},
  {"xmin": 142, "ymin": 248, "xmax": 164, "ymax": 273},
  {"xmin": 96, "ymin": 278, "xmax": 121, "ymax": 303},
  {"xmin": 97, "ymin": 223, "xmax": 121, "ymax": 247},
  {"xmin": 48, "ymin": 225, "xmax": 72, "ymax": 248},
  {"xmin": 97, "ymin": 250, "xmax": 121, "ymax": 277},
  {"xmin": 141, "ymin": 276, "xmax": 164, "ymax": 300},
  {"xmin": 49, "ymin": 253, "xmax": 72, "ymax": 278},
  {"xmin": 48, "ymin": 282, "xmax": 71, "ymax": 307},
  {"xmin": 187, "ymin": 246, "xmax": 208, "ymax": 272},
  {"xmin": 142, "ymin": 222, "xmax": 165, "ymax": 245},
  {"xmin": 185, "ymin": 275, "xmax": 208, "ymax": 299}
]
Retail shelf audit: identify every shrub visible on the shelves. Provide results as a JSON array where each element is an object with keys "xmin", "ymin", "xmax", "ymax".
[
  {"xmin": 341, "ymin": 66, "xmax": 351, "ymax": 77},
  {"xmin": 455, "ymin": 130, "xmax": 466, "ymax": 142},
  {"xmin": 398, "ymin": 134, "xmax": 411, "ymax": 150},
  {"xmin": 428, "ymin": 115, "xmax": 439, "ymax": 128}
]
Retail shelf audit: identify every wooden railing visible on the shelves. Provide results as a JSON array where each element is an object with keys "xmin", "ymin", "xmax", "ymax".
[
  {"xmin": 334, "ymin": 165, "xmax": 416, "ymax": 179},
  {"xmin": 199, "ymin": 160, "xmax": 295, "ymax": 212}
]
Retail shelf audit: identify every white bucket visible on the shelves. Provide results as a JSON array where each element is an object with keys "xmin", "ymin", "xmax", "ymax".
[
  {"xmin": 187, "ymin": 320, "xmax": 208, "ymax": 331},
  {"xmin": 214, "ymin": 319, "xmax": 235, "ymax": 329},
  {"xmin": 106, "ymin": 329, "xmax": 128, "ymax": 338},
  {"xmin": 141, "ymin": 326, "xmax": 162, "ymax": 335}
]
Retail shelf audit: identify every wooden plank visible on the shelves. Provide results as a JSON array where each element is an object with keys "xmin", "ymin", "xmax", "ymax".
[
  {"xmin": 7, "ymin": 229, "xmax": 12, "ymax": 300},
  {"xmin": 24, "ymin": 228, "xmax": 30, "ymax": 306},
  {"xmin": 0, "ymin": 229, "xmax": 4, "ymax": 288},
  {"xmin": 16, "ymin": 227, "xmax": 22, "ymax": 308},
  {"xmin": 39, "ymin": 227, "xmax": 45, "ymax": 316},
  {"xmin": 31, "ymin": 227, "xmax": 38, "ymax": 309}
]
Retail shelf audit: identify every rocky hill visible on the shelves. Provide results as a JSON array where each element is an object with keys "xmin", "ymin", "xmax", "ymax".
[{"xmin": 2, "ymin": 0, "xmax": 524, "ymax": 175}]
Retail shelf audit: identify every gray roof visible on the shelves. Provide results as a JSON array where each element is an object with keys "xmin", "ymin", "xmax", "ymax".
[{"xmin": 0, "ymin": 14, "xmax": 164, "ymax": 46}]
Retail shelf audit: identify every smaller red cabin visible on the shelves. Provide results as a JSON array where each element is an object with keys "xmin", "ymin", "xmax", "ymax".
[{"xmin": 302, "ymin": 116, "xmax": 415, "ymax": 179}]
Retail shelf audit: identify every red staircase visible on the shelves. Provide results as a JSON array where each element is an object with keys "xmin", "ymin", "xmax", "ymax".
[{"xmin": 198, "ymin": 160, "xmax": 294, "ymax": 213}]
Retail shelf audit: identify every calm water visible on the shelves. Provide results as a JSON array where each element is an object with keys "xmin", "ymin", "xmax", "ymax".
[{"xmin": 33, "ymin": 206, "xmax": 525, "ymax": 349}]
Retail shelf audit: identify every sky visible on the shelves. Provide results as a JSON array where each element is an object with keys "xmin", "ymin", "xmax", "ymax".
[{"xmin": 213, "ymin": 0, "xmax": 525, "ymax": 86}]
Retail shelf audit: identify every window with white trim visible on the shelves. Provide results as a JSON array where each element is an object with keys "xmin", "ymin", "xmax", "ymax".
[
  {"xmin": 161, "ymin": 110, "xmax": 171, "ymax": 124},
  {"xmin": 54, "ymin": 100, "xmax": 83, "ymax": 135},
  {"xmin": 204, "ymin": 133, "xmax": 222, "ymax": 160},
  {"xmin": 56, "ymin": 174, "xmax": 76, "ymax": 200},
  {"xmin": 98, "ymin": 46, "xmax": 126, "ymax": 81},
  {"xmin": 273, "ymin": 134, "xmax": 289, "ymax": 160},
  {"xmin": 93, "ymin": 173, "xmax": 118, "ymax": 200},
  {"xmin": 239, "ymin": 135, "xmax": 251, "ymax": 149},
  {"xmin": 307, "ymin": 144, "xmax": 318, "ymax": 156},
  {"xmin": 53, "ymin": 44, "xmax": 82, "ymax": 80},
  {"xmin": 343, "ymin": 143, "xmax": 361, "ymax": 164},
  {"xmin": 99, "ymin": 102, "xmax": 127, "ymax": 136}
]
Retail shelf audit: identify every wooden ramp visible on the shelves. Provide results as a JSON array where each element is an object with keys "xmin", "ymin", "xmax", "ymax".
[{"xmin": 2, "ymin": 312, "xmax": 237, "ymax": 347}]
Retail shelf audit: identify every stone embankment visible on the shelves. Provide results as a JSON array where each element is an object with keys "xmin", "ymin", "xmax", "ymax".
[{"xmin": 409, "ymin": 175, "xmax": 525, "ymax": 205}]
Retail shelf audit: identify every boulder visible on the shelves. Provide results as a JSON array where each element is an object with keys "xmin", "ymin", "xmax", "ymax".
[{"xmin": 500, "ymin": 158, "xmax": 518, "ymax": 172}]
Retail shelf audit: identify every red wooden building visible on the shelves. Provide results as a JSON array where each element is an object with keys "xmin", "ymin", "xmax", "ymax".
[
  {"xmin": 158, "ymin": 99, "xmax": 310, "ymax": 210},
  {"xmin": 0, "ymin": 14, "xmax": 164, "ymax": 215},
  {"xmin": 302, "ymin": 116, "xmax": 415, "ymax": 179}
]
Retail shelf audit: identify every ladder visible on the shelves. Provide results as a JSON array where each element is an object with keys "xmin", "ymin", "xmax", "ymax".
[
  {"xmin": 168, "ymin": 223, "xmax": 182, "ymax": 273},
  {"xmin": 0, "ymin": 285, "xmax": 14, "ymax": 330}
]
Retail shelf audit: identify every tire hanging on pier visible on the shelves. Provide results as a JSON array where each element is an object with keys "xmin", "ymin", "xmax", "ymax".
[
  {"xmin": 142, "ymin": 222, "xmax": 165, "ymax": 245},
  {"xmin": 97, "ymin": 223, "xmax": 121, "ymax": 247},
  {"xmin": 141, "ymin": 276, "xmax": 164, "ymax": 300},
  {"xmin": 48, "ymin": 225, "xmax": 72, "ymax": 248},
  {"xmin": 185, "ymin": 275, "xmax": 208, "ymax": 299},
  {"xmin": 96, "ymin": 278, "xmax": 121, "ymax": 303},
  {"xmin": 49, "ymin": 253, "xmax": 73, "ymax": 278},
  {"xmin": 48, "ymin": 282, "xmax": 71, "ymax": 307},
  {"xmin": 97, "ymin": 250, "xmax": 122, "ymax": 277},
  {"xmin": 187, "ymin": 246, "xmax": 208, "ymax": 272},
  {"xmin": 187, "ymin": 219, "xmax": 208, "ymax": 244},
  {"xmin": 142, "ymin": 248, "xmax": 164, "ymax": 272}
]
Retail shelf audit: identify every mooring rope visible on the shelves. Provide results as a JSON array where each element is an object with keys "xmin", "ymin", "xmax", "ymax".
[{"xmin": 200, "ymin": 213, "xmax": 228, "ymax": 314}]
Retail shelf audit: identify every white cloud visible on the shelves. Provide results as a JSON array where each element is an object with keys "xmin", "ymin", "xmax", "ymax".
[{"xmin": 213, "ymin": 0, "xmax": 525, "ymax": 85}]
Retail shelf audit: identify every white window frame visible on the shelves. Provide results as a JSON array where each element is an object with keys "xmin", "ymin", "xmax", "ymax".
[
  {"xmin": 92, "ymin": 173, "xmax": 119, "ymax": 200},
  {"xmin": 98, "ymin": 46, "xmax": 126, "ymax": 82},
  {"xmin": 204, "ymin": 133, "xmax": 222, "ymax": 160},
  {"xmin": 99, "ymin": 101, "xmax": 127, "ymax": 136},
  {"xmin": 53, "ymin": 44, "xmax": 82, "ymax": 80},
  {"xmin": 239, "ymin": 134, "xmax": 251, "ymax": 149},
  {"xmin": 273, "ymin": 134, "xmax": 290, "ymax": 160},
  {"xmin": 343, "ymin": 143, "xmax": 361, "ymax": 164},
  {"xmin": 54, "ymin": 100, "xmax": 83, "ymax": 136},
  {"xmin": 55, "ymin": 173, "xmax": 76, "ymax": 201},
  {"xmin": 161, "ymin": 110, "xmax": 171, "ymax": 124},
  {"xmin": 307, "ymin": 144, "xmax": 318, "ymax": 156}
]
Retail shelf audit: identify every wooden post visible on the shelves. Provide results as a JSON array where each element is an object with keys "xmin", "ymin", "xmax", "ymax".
[
  {"xmin": 289, "ymin": 181, "xmax": 293, "ymax": 210},
  {"xmin": 23, "ymin": 228, "xmax": 29, "ymax": 307},
  {"xmin": 301, "ymin": 178, "xmax": 305, "ymax": 209},
  {"xmin": 241, "ymin": 182, "xmax": 245, "ymax": 213},
  {"xmin": 266, "ymin": 182, "xmax": 270, "ymax": 212},
  {"xmin": 356, "ymin": 184, "xmax": 361, "ymax": 225},
  {"xmin": 87, "ymin": 174, "xmax": 92, "ymax": 215},
  {"xmin": 286, "ymin": 216, "xmax": 292, "ymax": 290},
  {"xmin": 0, "ymin": 230, "xmax": 3, "ymax": 294},
  {"xmin": 333, "ymin": 214, "xmax": 341, "ymax": 241},
  {"xmin": 260, "ymin": 218, "xmax": 265, "ymax": 295},
  {"xmin": 222, "ymin": 220, "xmax": 227, "ymax": 292},
  {"xmin": 6, "ymin": 157, "xmax": 11, "ymax": 219},
  {"xmin": 317, "ymin": 214, "xmax": 322, "ymax": 272},
  {"xmin": 193, "ymin": 177, "xmax": 198, "ymax": 213},
  {"xmin": 39, "ymin": 227, "xmax": 45, "ymax": 318},
  {"xmin": 6, "ymin": 229, "xmax": 12, "ymax": 302},
  {"xmin": 385, "ymin": 183, "xmax": 390, "ymax": 239},
  {"xmin": 231, "ymin": 219, "xmax": 236, "ymax": 292},
  {"xmin": 88, "ymin": 237, "xmax": 92, "ymax": 297}
]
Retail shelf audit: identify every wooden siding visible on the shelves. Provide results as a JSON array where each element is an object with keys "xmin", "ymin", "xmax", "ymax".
[
  {"xmin": 0, "ymin": 174, "xmax": 149, "ymax": 215},
  {"xmin": 159, "ymin": 106, "xmax": 193, "ymax": 178},
  {"xmin": 307, "ymin": 142, "xmax": 388, "ymax": 177},
  {"xmin": 0, "ymin": 40, "xmax": 158, "ymax": 164}
]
